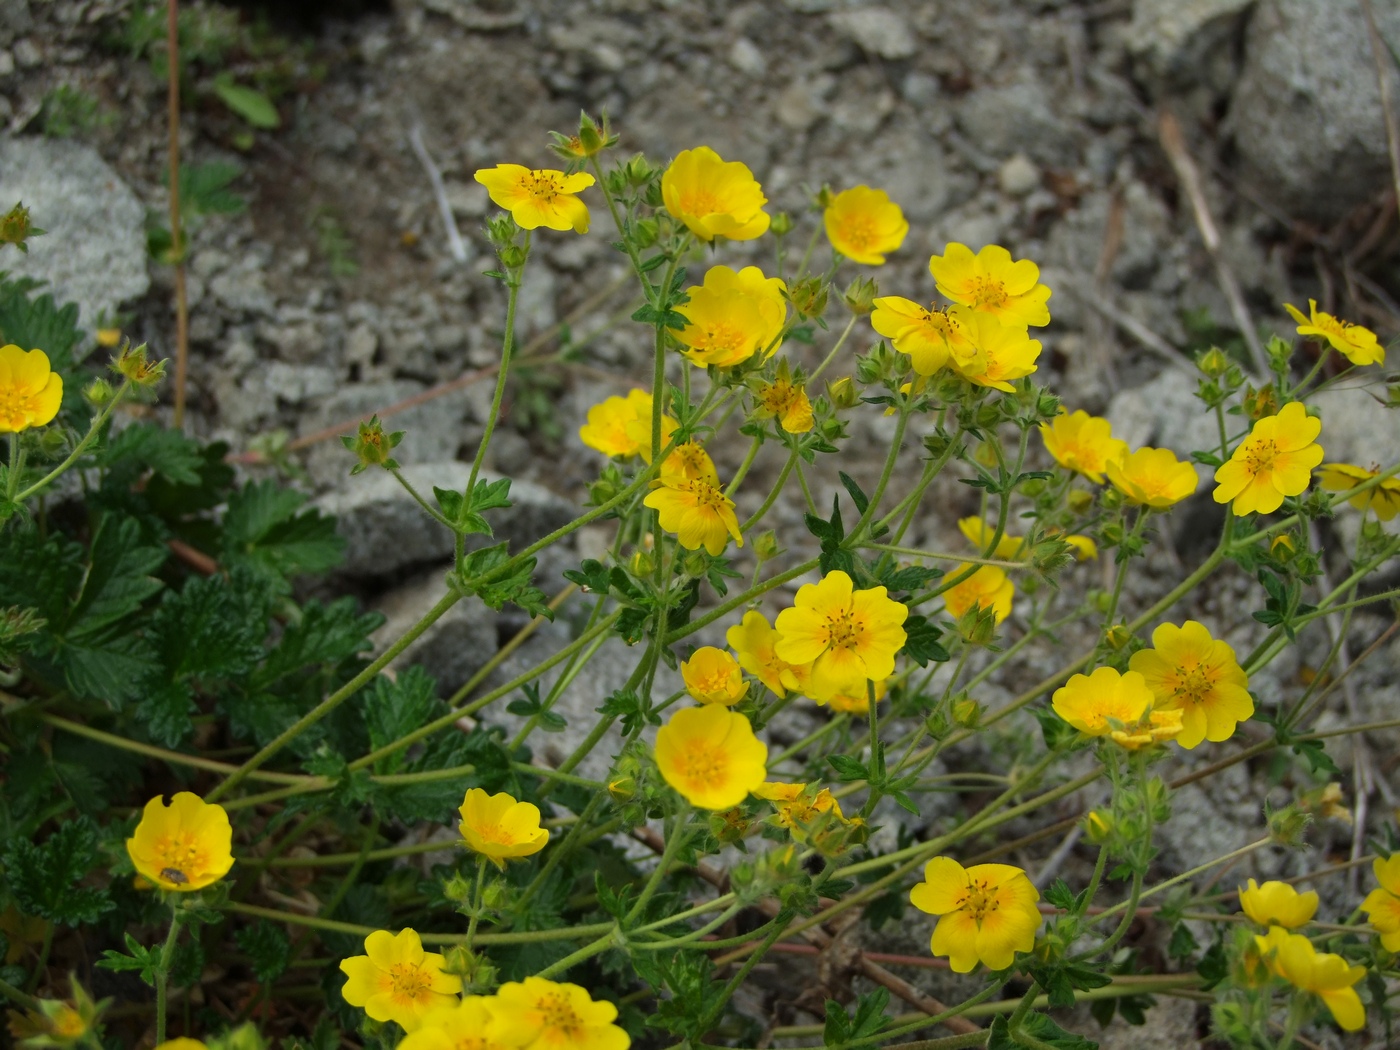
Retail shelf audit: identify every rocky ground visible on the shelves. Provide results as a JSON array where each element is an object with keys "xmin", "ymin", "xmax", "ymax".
[{"xmin": 3, "ymin": 0, "xmax": 1400, "ymax": 1043}]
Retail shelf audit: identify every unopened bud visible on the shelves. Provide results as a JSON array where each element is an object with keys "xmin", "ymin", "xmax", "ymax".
[
  {"xmin": 95, "ymin": 328, "xmax": 122, "ymax": 348},
  {"xmin": 607, "ymin": 776, "xmax": 636, "ymax": 803},
  {"xmin": 85, "ymin": 377, "xmax": 114, "ymax": 406},
  {"xmin": 1067, "ymin": 488, "xmax": 1094, "ymax": 514},
  {"xmin": 1268, "ymin": 802, "xmax": 1312, "ymax": 849},
  {"xmin": 770, "ymin": 211, "xmax": 794, "ymax": 237},
  {"xmin": 826, "ymin": 376, "xmax": 859, "ymax": 409},
  {"xmin": 753, "ymin": 530, "xmax": 781, "ymax": 561},
  {"xmin": 842, "ymin": 275, "xmax": 878, "ymax": 315},
  {"xmin": 340, "ymin": 415, "xmax": 403, "ymax": 475},
  {"xmin": 113, "ymin": 341, "xmax": 166, "ymax": 387},
  {"xmin": 1242, "ymin": 383, "xmax": 1279, "ymax": 423},
  {"xmin": 1197, "ymin": 346, "xmax": 1229, "ymax": 377},
  {"xmin": 790, "ymin": 276, "xmax": 828, "ymax": 319},
  {"xmin": 1104, "ymin": 624, "xmax": 1131, "ymax": 650},
  {"xmin": 952, "ymin": 698, "xmax": 981, "ymax": 728},
  {"xmin": 1270, "ymin": 533, "xmax": 1295, "ymax": 561},
  {"xmin": 0, "ymin": 201, "xmax": 42, "ymax": 253}
]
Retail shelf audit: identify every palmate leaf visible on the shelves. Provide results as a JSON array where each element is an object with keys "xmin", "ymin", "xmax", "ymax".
[
  {"xmin": 0, "ymin": 271, "xmax": 83, "ymax": 369},
  {"xmin": 98, "ymin": 422, "xmax": 206, "ymax": 486},
  {"xmin": 222, "ymin": 481, "xmax": 345, "ymax": 595},
  {"xmin": 2, "ymin": 816, "xmax": 114, "ymax": 926}
]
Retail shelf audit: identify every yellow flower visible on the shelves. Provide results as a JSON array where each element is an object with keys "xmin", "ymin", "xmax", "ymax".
[
  {"xmin": 680, "ymin": 646, "xmax": 749, "ymax": 705},
  {"xmin": 487, "ymin": 978, "xmax": 629, "ymax": 1050},
  {"xmin": 627, "ymin": 412, "xmax": 680, "ymax": 466},
  {"xmin": 1318, "ymin": 462, "xmax": 1400, "ymax": 521},
  {"xmin": 1361, "ymin": 854, "xmax": 1400, "ymax": 951},
  {"xmin": 643, "ymin": 475, "xmax": 744, "ymax": 556},
  {"xmin": 473, "ymin": 165, "xmax": 594, "ymax": 234},
  {"xmin": 458, "ymin": 788, "xmax": 548, "ymax": 869},
  {"xmin": 726, "ymin": 610, "xmax": 806, "ymax": 698},
  {"xmin": 1051, "ymin": 666, "xmax": 1153, "ymax": 738},
  {"xmin": 951, "ymin": 311, "xmax": 1042, "ymax": 391},
  {"xmin": 824, "ymin": 676, "xmax": 887, "ymax": 715},
  {"xmin": 1253, "ymin": 926, "xmax": 1366, "ymax": 1032},
  {"xmin": 339, "ymin": 929, "xmax": 462, "ymax": 1031},
  {"xmin": 1128, "ymin": 621, "xmax": 1253, "ymax": 749},
  {"xmin": 654, "ymin": 704, "xmax": 767, "ymax": 810},
  {"xmin": 1106, "ymin": 447, "xmax": 1200, "ymax": 509},
  {"xmin": 1039, "ymin": 410, "xmax": 1128, "ymax": 484},
  {"xmin": 753, "ymin": 373, "xmax": 814, "ymax": 434},
  {"xmin": 1108, "ymin": 706, "xmax": 1184, "ymax": 750},
  {"xmin": 957, "ymin": 518, "xmax": 1023, "ymax": 560},
  {"xmin": 928, "ymin": 243, "xmax": 1052, "ymax": 328},
  {"xmin": 661, "ymin": 146, "xmax": 770, "ymax": 242},
  {"xmin": 753, "ymin": 781, "xmax": 845, "ymax": 828},
  {"xmin": 0, "ymin": 345, "xmax": 63, "ymax": 433},
  {"xmin": 152, "ymin": 1042, "xmax": 205, "ymax": 1050},
  {"xmin": 823, "ymin": 186, "xmax": 908, "ymax": 265},
  {"xmin": 579, "ymin": 390, "xmax": 666, "ymax": 458},
  {"xmin": 869, "ymin": 297, "xmax": 975, "ymax": 376},
  {"xmin": 397, "ymin": 998, "xmax": 512, "ymax": 1050},
  {"xmin": 942, "ymin": 564, "xmax": 1013, "ymax": 625},
  {"xmin": 674, "ymin": 265, "xmax": 788, "ymax": 368},
  {"xmin": 909, "ymin": 857, "xmax": 1041, "ymax": 972},
  {"xmin": 1239, "ymin": 879, "xmax": 1318, "ymax": 930},
  {"xmin": 658, "ymin": 440, "xmax": 718, "ymax": 484},
  {"xmin": 126, "ymin": 792, "xmax": 234, "ymax": 892},
  {"xmin": 774, "ymin": 570, "xmax": 908, "ymax": 701},
  {"xmin": 1212, "ymin": 402, "xmax": 1323, "ymax": 516},
  {"xmin": 1285, "ymin": 299, "xmax": 1384, "ymax": 367}
]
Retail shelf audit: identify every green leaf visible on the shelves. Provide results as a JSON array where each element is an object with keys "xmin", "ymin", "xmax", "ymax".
[
  {"xmin": 564, "ymin": 559, "xmax": 611, "ymax": 593},
  {"xmin": 1043, "ymin": 878, "xmax": 1076, "ymax": 912},
  {"xmin": 178, "ymin": 161, "xmax": 247, "ymax": 216},
  {"xmin": 2, "ymin": 816, "xmax": 114, "ymax": 925},
  {"xmin": 234, "ymin": 922, "xmax": 291, "ymax": 982},
  {"xmin": 989, "ymin": 1013, "xmax": 1097, "ymax": 1050},
  {"xmin": 98, "ymin": 933, "xmax": 162, "ymax": 985},
  {"xmin": 212, "ymin": 77, "xmax": 281, "ymax": 129},
  {"xmin": 838, "ymin": 471, "xmax": 870, "ymax": 515},
  {"xmin": 98, "ymin": 423, "xmax": 205, "ymax": 485},
  {"xmin": 827, "ymin": 754, "xmax": 869, "ymax": 782},
  {"xmin": 902, "ymin": 615, "xmax": 950, "ymax": 666},
  {"xmin": 362, "ymin": 667, "xmax": 439, "ymax": 774},
  {"xmin": 0, "ymin": 271, "xmax": 84, "ymax": 369},
  {"xmin": 222, "ymin": 481, "xmax": 345, "ymax": 594}
]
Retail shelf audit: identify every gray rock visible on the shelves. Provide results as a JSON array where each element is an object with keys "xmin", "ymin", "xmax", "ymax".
[
  {"xmin": 776, "ymin": 74, "xmax": 835, "ymax": 132},
  {"xmin": 955, "ymin": 77, "xmax": 1077, "ymax": 167},
  {"xmin": 370, "ymin": 569, "xmax": 498, "ymax": 698},
  {"xmin": 828, "ymin": 7, "xmax": 918, "ymax": 61},
  {"xmin": 997, "ymin": 153, "xmax": 1040, "ymax": 197},
  {"xmin": 1127, "ymin": 0, "xmax": 1254, "ymax": 90},
  {"xmin": 0, "ymin": 136, "xmax": 148, "ymax": 329},
  {"xmin": 727, "ymin": 37, "xmax": 766, "ymax": 78},
  {"xmin": 1231, "ymin": 0, "xmax": 1400, "ymax": 223},
  {"xmin": 314, "ymin": 461, "xmax": 577, "ymax": 579},
  {"xmin": 1107, "ymin": 359, "xmax": 1219, "ymax": 471},
  {"xmin": 1312, "ymin": 384, "xmax": 1400, "ymax": 466}
]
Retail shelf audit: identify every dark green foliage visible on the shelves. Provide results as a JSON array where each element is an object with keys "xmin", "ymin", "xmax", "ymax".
[
  {"xmin": 235, "ymin": 922, "xmax": 291, "ymax": 983},
  {"xmin": 221, "ymin": 480, "xmax": 345, "ymax": 595},
  {"xmin": 2, "ymin": 817, "xmax": 114, "ymax": 925},
  {"xmin": 0, "ymin": 271, "xmax": 84, "ymax": 369}
]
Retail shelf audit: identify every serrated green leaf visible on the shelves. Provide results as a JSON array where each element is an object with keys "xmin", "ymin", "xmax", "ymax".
[
  {"xmin": 234, "ymin": 922, "xmax": 291, "ymax": 982},
  {"xmin": 2, "ymin": 816, "xmax": 114, "ymax": 925},
  {"xmin": 222, "ymin": 481, "xmax": 345, "ymax": 593}
]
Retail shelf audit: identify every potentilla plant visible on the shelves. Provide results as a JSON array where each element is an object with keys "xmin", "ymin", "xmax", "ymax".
[{"xmin": 1, "ymin": 110, "xmax": 1398, "ymax": 1050}]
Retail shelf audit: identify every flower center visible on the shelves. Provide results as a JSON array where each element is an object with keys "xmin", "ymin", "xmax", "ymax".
[
  {"xmin": 957, "ymin": 877, "xmax": 1002, "ymax": 924},
  {"xmin": 669, "ymin": 444, "xmax": 709, "ymax": 475},
  {"xmin": 154, "ymin": 832, "xmax": 208, "ymax": 884},
  {"xmin": 675, "ymin": 742, "xmax": 728, "ymax": 790},
  {"xmin": 758, "ymin": 380, "xmax": 797, "ymax": 414},
  {"xmin": 967, "ymin": 276, "xmax": 1009, "ymax": 309},
  {"xmin": 524, "ymin": 171, "xmax": 566, "ymax": 201},
  {"xmin": 679, "ymin": 189, "xmax": 722, "ymax": 215},
  {"xmin": 822, "ymin": 609, "xmax": 862, "ymax": 651},
  {"xmin": 0, "ymin": 386, "xmax": 40, "ymax": 428},
  {"xmin": 471, "ymin": 821, "xmax": 515, "ymax": 845},
  {"xmin": 837, "ymin": 215, "xmax": 876, "ymax": 252},
  {"xmin": 685, "ymin": 478, "xmax": 728, "ymax": 511},
  {"xmin": 51, "ymin": 1008, "xmax": 85, "ymax": 1038},
  {"xmin": 922, "ymin": 307, "xmax": 962, "ymax": 342},
  {"xmin": 1244, "ymin": 438, "xmax": 1278, "ymax": 476},
  {"xmin": 387, "ymin": 962, "xmax": 432, "ymax": 1003},
  {"xmin": 1171, "ymin": 663, "xmax": 1214, "ymax": 706}
]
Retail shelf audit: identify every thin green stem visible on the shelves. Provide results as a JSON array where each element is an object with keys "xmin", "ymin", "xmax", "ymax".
[
  {"xmin": 154, "ymin": 909, "xmax": 185, "ymax": 1044},
  {"xmin": 532, "ymin": 929, "xmax": 618, "ymax": 980},
  {"xmin": 390, "ymin": 468, "xmax": 456, "ymax": 529},
  {"xmin": 15, "ymin": 383, "xmax": 131, "ymax": 503},
  {"xmin": 807, "ymin": 312, "xmax": 860, "ymax": 384},
  {"xmin": 467, "ymin": 249, "xmax": 525, "ymax": 498},
  {"xmin": 464, "ymin": 855, "xmax": 488, "ymax": 950}
]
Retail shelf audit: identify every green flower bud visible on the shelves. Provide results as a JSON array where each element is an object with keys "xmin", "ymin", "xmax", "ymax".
[
  {"xmin": 842, "ymin": 275, "xmax": 878, "ymax": 316},
  {"xmin": 340, "ymin": 415, "xmax": 403, "ymax": 475}
]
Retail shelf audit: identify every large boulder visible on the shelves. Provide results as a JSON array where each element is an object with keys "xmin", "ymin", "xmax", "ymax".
[
  {"xmin": 1230, "ymin": 0, "xmax": 1400, "ymax": 223},
  {"xmin": 0, "ymin": 136, "xmax": 149, "ymax": 329}
]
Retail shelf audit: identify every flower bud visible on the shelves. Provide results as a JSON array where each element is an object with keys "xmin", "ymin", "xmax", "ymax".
[
  {"xmin": 0, "ymin": 201, "xmax": 42, "ymax": 253},
  {"xmin": 752, "ymin": 530, "xmax": 781, "ymax": 561},
  {"xmin": 630, "ymin": 548, "xmax": 654, "ymax": 577},
  {"xmin": 632, "ymin": 217, "xmax": 659, "ymax": 249},
  {"xmin": 1084, "ymin": 809, "xmax": 1114, "ymax": 844},
  {"xmin": 1104, "ymin": 624, "xmax": 1131, "ymax": 650},
  {"xmin": 789, "ymin": 276, "xmax": 828, "ymax": 319},
  {"xmin": 607, "ymin": 776, "xmax": 636, "ymax": 803},
  {"xmin": 486, "ymin": 214, "xmax": 519, "ymax": 249},
  {"xmin": 952, "ymin": 697, "xmax": 981, "ymax": 728},
  {"xmin": 113, "ymin": 341, "xmax": 166, "ymax": 387},
  {"xmin": 1269, "ymin": 533, "xmax": 1295, "ymax": 561},
  {"xmin": 842, "ymin": 275, "xmax": 878, "ymax": 315},
  {"xmin": 498, "ymin": 244, "xmax": 528, "ymax": 270},
  {"xmin": 813, "ymin": 184, "xmax": 836, "ymax": 209},
  {"xmin": 682, "ymin": 551, "xmax": 709, "ymax": 578},
  {"xmin": 1242, "ymin": 383, "xmax": 1278, "ymax": 422},
  {"xmin": 957, "ymin": 604, "xmax": 999, "ymax": 646},
  {"xmin": 770, "ymin": 211, "xmax": 794, "ymax": 237},
  {"xmin": 826, "ymin": 376, "xmax": 859, "ymax": 410},
  {"xmin": 1067, "ymin": 488, "xmax": 1094, "ymax": 514},
  {"xmin": 85, "ymin": 377, "xmax": 114, "ymax": 407},
  {"xmin": 1197, "ymin": 346, "xmax": 1229, "ymax": 377}
]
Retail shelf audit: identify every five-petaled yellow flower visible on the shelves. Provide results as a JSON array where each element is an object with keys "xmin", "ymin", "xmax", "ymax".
[
  {"xmin": 1212, "ymin": 401, "xmax": 1323, "ymax": 516},
  {"xmin": 928, "ymin": 243, "xmax": 1052, "ymax": 328},
  {"xmin": 1361, "ymin": 854, "xmax": 1400, "ymax": 951},
  {"xmin": 579, "ymin": 390, "xmax": 673, "ymax": 459},
  {"xmin": 1285, "ymin": 299, "xmax": 1384, "ymax": 367},
  {"xmin": 680, "ymin": 646, "xmax": 748, "ymax": 705},
  {"xmin": 644, "ymin": 475, "xmax": 744, "ymax": 556},
  {"xmin": 674, "ymin": 265, "xmax": 788, "ymax": 368},
  {"xmin": 952, "ymin": 310, "xmax": 1042, "ymax": 391},
  {"xmin": 753, "ymin": 781, "xmax": 845, "ymax": 829},
  {"xmin": 957, "ymin": 518, "xmax": 1024, "ymax": 560},
  {"xmin": 823, "ymin": 186, "xmax": 908, "ymax": 265},
  {"xmin": 126, "ymin": 792, "xmax": 234, "ymax": 892},
  {"xmin": 1106, "ymin": 447, "xmax": 1200, "ymax": 509},
  {"xmin": 870, "ymin": 298, "xmax": 976, "ymax": 376},
  {"xmin": 1318, "ymin": 462, "xmax": 1400, "ymax": 521},
  {"xmin": 774, "ymin": 570, "xmax": 908, "ymax": 701},
  {"xmin": 474, "ymin": 165, "xmax": 594, "ymax": 234},
  {"xmin": 1239, "ymin": 879, "xmax": 1318, "ymax": 930},
  {"xmin": 654, "ymin": 704, "xmax": 767, "ymax": 810},
  {"xmin": 397, "ymin": 998, "xmax": 511, "ymax": 1050},
  {"xmin": 659, "ymin": 440, "xmax": 718, "ymax": 485},
  {"xmin": 753, "ymin": 372, "xmax": 814, "ymax": 433},
  {"xmin": 1253, "ymin": 925, "xmax": 1366, "ymax": 1032},
  {"xmin": 1051, "ymin": 666, "xmax": 1154, "ymax": 738},
  {"xmin": 662, "ymin": 146, "xmax": 770, "ymax": 242},
  {"xmin": 1039, "ymin": 410, "xmax": 1127, "ymax": 484},
  {"xmin": 1128, "ymin": 620, "xmax": 1253, "ymax": 749},
  {"xmin": 458, "ymin": 788, "xmax": 548, "ymax": 869},
  {"xmin": 726, "ymin": 610, "xmax": 808, "ymax": 698},
  {"xmin": 488, "ymin": 977, "xmax": 631, "ymax": 1050},
  {"xmin": 942, "ymin": 564, "xmax": 1014, "ymax": 625},
  {"xmin": 339, "ymin": 928, "xmax": 462, "ymax": 1031},
  {"xmin": 910, "ymin": 857, "xmax": 1041, "ymax": 972},
  {"xmin": 0, "ymin": 344, "xmax": 63, "ymax": 433}
]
